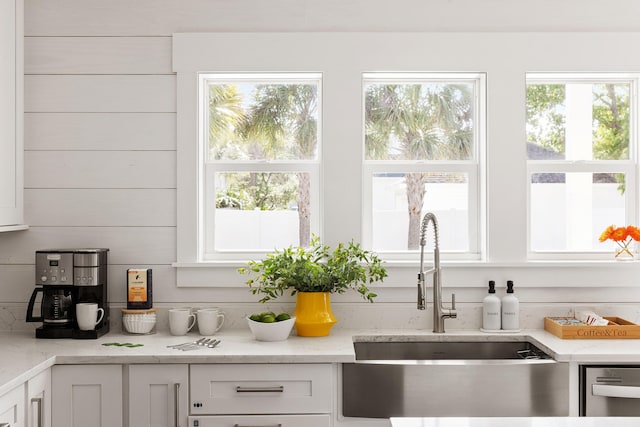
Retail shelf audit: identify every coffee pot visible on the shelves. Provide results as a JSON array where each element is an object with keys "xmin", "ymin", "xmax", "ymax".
[
  {"xmin": 42, "ymin": 288, "xmax": 73, "ymax": 325},
  {"xmin": 26, "ymin": 249, "xmax": 110, "ymax": 339}
]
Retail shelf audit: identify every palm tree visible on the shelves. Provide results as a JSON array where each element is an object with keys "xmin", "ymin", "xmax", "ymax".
[
  {"xmin": 240, "ymin": 84, "xmax": 318, "ymax": 247},
  {"xmin": 207, "ymin": 84, "xmax": 245, "ymax": 160},
  {"xmin": 365, "ymin": 83, "xmax": 474, "ymax": 249}
]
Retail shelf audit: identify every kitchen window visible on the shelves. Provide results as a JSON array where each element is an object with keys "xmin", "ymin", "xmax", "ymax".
[
  {"xmin": 362, "ymin": 73, "xmax": 484, "ymax": 260},
  {"xmin": 526, "ymin": 74, "xmax": 638, "ymax": 259},
  {"xmin": 199, "ymin": 73, "xmax": 321, "ymax": 260}
]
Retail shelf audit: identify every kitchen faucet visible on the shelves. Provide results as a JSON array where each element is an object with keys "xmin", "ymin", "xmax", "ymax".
[{"xmin": 417, "ymin": 212, "xmax": 457, "ymax": 333}]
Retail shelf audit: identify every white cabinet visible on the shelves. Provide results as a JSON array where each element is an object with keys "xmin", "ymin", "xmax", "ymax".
[
  {"xmin": 50, "ymin": 363, "xmax": 334, "ymax": 427},
  {"xmin": 51, "ymin": 364, "xmax": 190, "ymax": 427},
  {"xmin": 27, "ymin": 370, "xmax": 50, "ymax": 427},
  {"xmin": 51, "ymin": 365, "xmax": 122, "ymax": 427},
  {"xmin": 0, "ymin": 383, "xmax": 25, "ymax": 427},
  {"xmin": 0, "ymin": 0, "xmax": 25, "ymax": 231},
  {"xmin": 127, "ymin": 364, "xmax": 189, "ymax": 427},
  {"xmin": 189, "ymin": 364, "xmax": 332, "ymax": 427},
  {"xmin": 0, "ymin": 369, "xmax": 50, "ymax": 427}
]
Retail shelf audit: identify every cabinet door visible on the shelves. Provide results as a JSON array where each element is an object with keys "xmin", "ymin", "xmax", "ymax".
[
  {"xmin": 128, "ymin": 365, "xmax": 189, "ymax": 427},
  {"xmin": 0, "ymin": 383, "xmax": 25, "ymax": 427},
  {"xmin": 51, "ymin": 365, "xmax": 122, "ymax": 427},
  {"xmin": 27, "ymin": 369, "xmax": 50, "ymax": 427},
  {"xmin": 0, "ymin": 0, "xmax": 24, "ymax": 228}
]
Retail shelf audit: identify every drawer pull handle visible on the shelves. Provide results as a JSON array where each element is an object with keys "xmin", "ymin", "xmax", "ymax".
[
  {"xmin": 235, "ymin": 386, "xmax": 284, "ymax": 393},
  {"xmin": 174, "ymin": 383, "xmax": 180, "ymax": 427},
  {"xmin": 592, "ymin": 384, "xmax": 640, "ymax": 399},
  {"xmin": 234, "ymin": 424, "xmax": 282, "ymax": 427},
  {"xmin": 31, "ymin": 397, "xmax": 43, "ymax": 427}
]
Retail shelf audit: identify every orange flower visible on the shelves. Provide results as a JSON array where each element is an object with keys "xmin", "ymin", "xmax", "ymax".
[
  {"xmin": 599, "ymin": 225, "xmax": 615, "ymax": 242},
  {"xmin": 611, "ymin": 227, "xmax": 629, "ymax": 242},
  {"xmin": 627, "ymin": 225, "xmax": 640, "ymax": 241}
]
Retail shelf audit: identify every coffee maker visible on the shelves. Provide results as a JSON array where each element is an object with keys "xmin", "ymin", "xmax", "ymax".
[{"xmin": 27, "ymin": 249, "xmax": 110, "ymax": 339}]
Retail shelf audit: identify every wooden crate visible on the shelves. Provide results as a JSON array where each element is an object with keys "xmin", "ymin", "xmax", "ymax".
[{"xmin": 544, "ymin": 316, "xmax": 640, "ymax": 339}]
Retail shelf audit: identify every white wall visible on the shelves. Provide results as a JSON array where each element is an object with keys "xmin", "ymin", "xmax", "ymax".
[{"xmin": 2, "ymin": 0, "xmax": 640, "ymax": 322}]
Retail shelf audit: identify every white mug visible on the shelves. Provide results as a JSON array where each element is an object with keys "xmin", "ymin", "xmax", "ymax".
[
  {"xmin": 169, "ymin": 308, "xmax": 196, "ymax": 336},
  {"xmin": 76, "ymin": 303, "xmax": 105, "ymax": 331},
  {"xmin": 197, "ymin": 308, "xmax": 225, "ymax": 336}
]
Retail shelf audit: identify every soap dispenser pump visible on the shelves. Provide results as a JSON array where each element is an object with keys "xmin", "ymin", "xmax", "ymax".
[
  {"xmin": 501, "ymin": 280, "xmax": 520, "ymax": 331},
  {"xmin": 482, "ymin": 280, "xmax": 501, "ymax": 331}
]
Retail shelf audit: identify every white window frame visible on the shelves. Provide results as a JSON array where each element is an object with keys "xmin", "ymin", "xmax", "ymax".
[
  {"xmin": 526, "ymin": 73, "xmax": 639, "ymax": 260},
  {"xmin": 199, "ymin": 73, "xmax": 322, "ymax": 261},
  {"xmin": 361, "ymin": 72, "xmax": 486, "ymax": 261},
  {"xmin": 173, "ymin": 32, "xmax": 640, "ymax": 289}
]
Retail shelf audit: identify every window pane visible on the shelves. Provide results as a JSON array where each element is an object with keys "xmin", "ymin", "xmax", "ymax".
[
  {"xmin": 213, "ymin": 172, "xmax": 308, "ymax": 251},
  {"xmin": 364, "ymin": 81, "xmax": 475, "ymax": 161},
  {"xmin": 371, "ymin": 172, "xmax": 469, "ymax": 251},
  {"xmin": 205, "ymin": 77, "xmax": 319, "ymax": 161},
  {"xmin": 530, "ymin": 172, "xmax": 626, "ymax": 252},
  {"xmin": 526, "ymin": 81, "xmax": 630, "ymax": 161}
]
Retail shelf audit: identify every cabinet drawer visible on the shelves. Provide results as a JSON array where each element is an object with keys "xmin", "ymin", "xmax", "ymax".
[
  {"xmin": 190, "ymin": 364, "xmax": 332, "ymax": 415},
  {"xmin": 0, "ymin": 383, "xmax": 25, "ymax": 427},
  {"xmin": 188, "ymin": 414, "xmax": 331, "ymax": 427}
]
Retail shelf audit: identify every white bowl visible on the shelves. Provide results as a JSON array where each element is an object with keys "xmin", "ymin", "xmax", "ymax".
[
  {"xmin": 247, "ymin": 316, "xmax": 295, "ymax": 342},
  {"xmin": 122, "ymin": 315, "xmax": 156, "ymax": 334}
]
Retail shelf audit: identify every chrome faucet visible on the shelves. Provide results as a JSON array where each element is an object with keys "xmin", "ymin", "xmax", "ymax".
[{"xmin": 417, "ymin": 212, "xmax": 457, "ymax": 333}]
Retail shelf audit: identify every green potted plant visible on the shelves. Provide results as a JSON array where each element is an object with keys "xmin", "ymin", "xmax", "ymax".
[{"xmin": 238, "ymin": 236, "xmax": 387, "ymax": 336}]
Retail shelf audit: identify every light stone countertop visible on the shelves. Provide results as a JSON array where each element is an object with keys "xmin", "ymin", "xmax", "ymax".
[{"xmin": 3, "ymin": 327, "xmax": 640, "ymax": 396}]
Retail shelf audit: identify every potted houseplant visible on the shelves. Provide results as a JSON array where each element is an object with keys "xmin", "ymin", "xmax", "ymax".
[{"xmin": 238, "ymin": 236, "xmax": 387, "ymax": 336}]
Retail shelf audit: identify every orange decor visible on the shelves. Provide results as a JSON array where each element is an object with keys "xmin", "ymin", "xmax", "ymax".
[{"xmin": 599, "ymin": 224, "xmax": 640, "ymax": 260}]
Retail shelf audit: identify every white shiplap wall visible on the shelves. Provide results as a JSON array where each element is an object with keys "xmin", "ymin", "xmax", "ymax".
[
  {"xmin": 3, "ymin": 4, "xmax": 183, "ymax": 305},
  {"xmin": 3, "ymin": 0, "xmax": 640, "ymax": 313}
]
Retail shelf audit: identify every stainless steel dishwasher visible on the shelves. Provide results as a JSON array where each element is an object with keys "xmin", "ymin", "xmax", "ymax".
[{"xmin": 581, "ymin": 365, "xmax": 640, "ymax": 416}]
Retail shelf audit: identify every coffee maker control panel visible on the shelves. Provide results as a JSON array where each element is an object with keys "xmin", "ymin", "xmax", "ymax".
[
  {"xmin": 74, "ymin": 267, "xmax": 101, "ymax": 286},
  {"xmin": 36, "ymin": 252, "xmax": 74, "ymax": 285}
]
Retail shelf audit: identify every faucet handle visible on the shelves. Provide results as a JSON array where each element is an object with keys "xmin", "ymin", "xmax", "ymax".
[
  {"xmin": 417, "ymin": 273, "xmax": 426, "ymax": 310},
  {"xmin": 451, "ymin": 292, "xmax": 456, "ymax": 310}
]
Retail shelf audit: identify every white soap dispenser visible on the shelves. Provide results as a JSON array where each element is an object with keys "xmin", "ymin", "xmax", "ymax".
[
  {"xmin": 501, "ymin": 280, "xmax": 520, "ymax": 331},
  {"xmin": 482, "ymin": 280, "xmax": 501, "ymax": 331}
]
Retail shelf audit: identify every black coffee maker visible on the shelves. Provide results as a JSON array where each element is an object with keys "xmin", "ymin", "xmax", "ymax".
[{"xmin": 27, "ymin": 249, "xmax": 110, "ymax": 339}]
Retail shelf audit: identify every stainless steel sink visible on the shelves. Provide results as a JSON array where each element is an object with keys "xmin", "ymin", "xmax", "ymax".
[
  {"xmin": 342, "ymin": 338, "xmax": 569, "ymax": 418},
  {"xmin": 353, "ymin": 340, "xmax": 551, "ymax": 361}
]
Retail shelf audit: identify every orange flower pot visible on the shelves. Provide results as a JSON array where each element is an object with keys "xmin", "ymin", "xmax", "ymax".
[{"xmin": 293, "ymin": 292, "xmax": 337, "ymax": 337}]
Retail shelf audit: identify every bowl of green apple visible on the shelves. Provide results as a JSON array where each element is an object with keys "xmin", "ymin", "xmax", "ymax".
[{"xmin": 247, "ymin": 312, "xmax": 295, "ymax": 341}]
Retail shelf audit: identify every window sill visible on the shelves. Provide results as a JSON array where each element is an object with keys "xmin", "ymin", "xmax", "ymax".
[{"xmin": 173, "ymin": 258, "xmax": 640, "ymax": 288}]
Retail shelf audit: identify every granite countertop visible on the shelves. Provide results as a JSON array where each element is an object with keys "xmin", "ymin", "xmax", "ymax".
[
  {"xmin": 0, "ymin": 328, "xmax": 355, "ymax": 395},
  {"xmin": 3, "ymin": 327, "xmax": 640, "ymax": 396}
]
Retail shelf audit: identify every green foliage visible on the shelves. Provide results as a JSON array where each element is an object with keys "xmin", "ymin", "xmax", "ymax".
[
  {"xmin": 526, "ymin": 84, "xmax": 565, "ymax": 154},
  {"xmin": 215, "ymin": 188, "xmax": 245, "ymax": 209},
  {"xmin": 593, "ymin": 83, "xmax": 629, "ymax": 194},
  {"xmin": 526, "ymin": 82, "xmax": 630, "ymax": 160},
  {"xmin": 238, "ymin": 236, "xmax": 387, "ymax": 303},
  {"xmin": 364, "ymin": 83, "xmax": 474, "ymax": 161},
  {"xmin": 208, "ymin": 84, "xmax": 246, "ymax": 160},
  {"xmin": 217, "ymin": 172, "xmax": 298, "ymax": 211},
  {"xmin": 592, "ymin": 83, "xmax": 629, "ymax": 162},
  {"xmin": 526, "ymin": 82, "xmax": 630, "ymax": 193}
]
